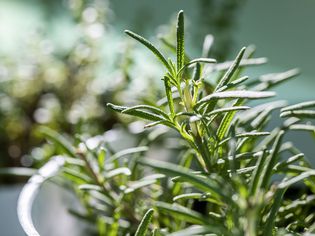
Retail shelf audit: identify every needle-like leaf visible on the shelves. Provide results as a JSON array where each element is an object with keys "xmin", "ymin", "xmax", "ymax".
[
  {"xmin": 125, "ymin": 30, "xmax": 172, "ymax": 73},
  {"xmin": 195, "ymin": 90, "xmax": 275, "ymax": 108},
  {"xmin": 135, "ymin": 208, "xmax": 154, "ymax": 236},
  {"xmin": 176, "ymin": 10, "xmax": 185, "ymax": 71},
  {"xmin": 215, "ymin": 47, "xmax": 246, "ymax": 91}
]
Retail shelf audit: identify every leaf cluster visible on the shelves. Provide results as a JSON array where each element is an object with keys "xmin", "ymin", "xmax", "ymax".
[{"xmin": 14, "ymin": 9, "xmax": 315, "ymax": 236}]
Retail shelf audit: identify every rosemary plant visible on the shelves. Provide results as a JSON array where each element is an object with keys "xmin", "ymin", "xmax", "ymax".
[
  {"xmin": 14, "ymin": 9, "xmax": 315, "ymax": 236},
  {"xmin": 107, "ymin": 10, "xmax": 315, "ymax": 235}
]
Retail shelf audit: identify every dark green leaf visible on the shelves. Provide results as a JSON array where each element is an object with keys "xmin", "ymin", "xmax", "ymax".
[
  {"xmin": 122, "ymin": 105, "xmax": 170, "ymax": 119},
  {"xmin": 261, "ymin": 130, "xmax": 285, "ymax": 189},
  {"xmin": 138, "ymin": 159, "xmax": 229, "ymax": 203},
  {"xmin": 122, "ymin": 108, "xmax": 167, "ymax": 122},
  {"xmin": 216, "ymin": 76, "xmax": 249, "ymax": 92},
  {"xmin": 192, "ymin": 63, "xmax": 201, "ymax": 81},
  {"xmin": 156, "ymin": 202, "xmax": 208, "ymax": 224},
  {"xmin": 216, "ymin": 100, "xmax": 243, "ymax": 140},
  {"xmin": 262, "ymin": 188, "xmax": 286, "ymax": 236},
  {"xmin": 135, "ymin": 208, "xmax": 154, "ymax": 236},
  {"xmin": 164, "ymin": 76, "xmax": 175, "ymax": 117},
  {"xmin": 176, "ymin": 10, "xmax": 185, "ymax": 70},
  {"xmin": 215, "ymin": 47, "xmax": 246, "ymax": 91},
  {"xmin": 173, "ymin": 193, "xmax": 203, "ymax": 201}
]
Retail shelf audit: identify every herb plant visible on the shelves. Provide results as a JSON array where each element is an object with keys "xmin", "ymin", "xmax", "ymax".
[
  {"xmin": 16, "ymin": 10, "xmax": 315, "ymax": 236},
  {"xmin": 108, "ymin": 10, "xmax": 315, "ymax": 235}
]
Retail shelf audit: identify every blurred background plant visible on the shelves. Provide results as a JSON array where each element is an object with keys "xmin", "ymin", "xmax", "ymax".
[{"xmin": 0, "ymin": 0, "xmax": 161, "ymax": 175}]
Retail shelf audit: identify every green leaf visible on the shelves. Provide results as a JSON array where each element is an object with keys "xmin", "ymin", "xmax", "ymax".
[
  {"xmin": 38, "ymin": 126, "xmax": 76, "ymax": 157},
  {"xmin": 106, "ymin": 146, "xmax": 148, "ymax": 163},
  {"xmin": 216, "ymin": 99, "xmax": 244, "ymax": 140},
  {"xmin": 0, "ymin": 167, "xmax": 36, "ymax": 177},
  {"xmin": 144, "ymin": 120, "xmax": 174, "ymax": 129},
  {"xmin": 164, "ymin": 76, "xmax": 175, "ymax": 117},
  {"xmin": 169, "ymin": 225, "xmax": 223, "ymax": 236},
  {"xmin": 107, "ymin": 103, "xmax": 127, "ymax": 112},
  {"xmin": 107, "ymin": 103, "xmax": 168, "ymax": 122},
  {"xmin": 122, "ymin": 108, "xmax": 167, "ymax": 122},
  {"xmin": 236, "ymin": 131, "xmax": 270, "ymax": 138},
  {"xmin": 262, "ymin": 188, "xmax": 286, "ymax": 236},
  {"xmin": 275, "ymin": 153, "xmax": 304, "ymax": 171},
  {"xmin": 135, "ymin": 208, "xmax": 154, "ymax": 236},
  {"xmin": 98, "ymin": 147, "xmax": 106, "ymax": 172},
  {"xmin": 237, "ymin": 100, "xmax": 287, "ymax": 125},
  {"xmin": 138, "ymin": 159, "xmax": 229, "ymax": 203},
  {"xmin": 260, "ymin": 130, "xmax": 285, "ymax": 189},
  {"xmin": 279, "ymin": 195, "xmax": 315, "ymax": 214},
  {"xmin": 177, "ymin": 58, "xmax": 216, "ymax": 75},
  {"xmin": 124, "ymin": 179, "xmax": 156, "ymax": 194},
  {"xmin": 218, "ymin": 131, "xmax": 270, "ymax": 147},
  {"xmin": 63, "ymin": 167, "xmax": 93, "ymax": 183},
  {"xmin": 278, "ymin": 170, "xmax": 315, "ymax": 189},
  {"xmin": 195, "ymin": 90, "xmax": 275, "ymax": 108},
  {"xmin": 105, "ymin": 167, "xmax": 131, "ymax": 178},
  {"xmin": 281, "ymin": 100, "xmax": 315, "ymax": 112},
  {"xmin": 156, "ymin": 202, "xmax": 208, "ymax": 224},
  {"xmin": 159, "ymin": 37, "xmax": 190, "ymax": 64},
  {"xmin": 208, "ymin": 57, "xmax": 267, "ymax": 73},
  {"xmin": 280, "ymin": 110, "xmax": 315, "ymax": 119},
  {"xmin": 173, "ymin": 193, "xmax": 203, "ymax": 201},
  {"xmin": 124, "ymin": 30, "xmax": 172, "ymax": 73},
  {"xmin": 216, "ymin": 76, "xmax": 249, "ymax": 92},
  {"xmin": 249, "ymin": 150, "xmax": 267, "ymax": 196},
  {"xmin": 289, "ymin": 124, "xmax": 315, "ymax": 132},
  {"xmin": 192, "ymin": 63, "xmax": 201, "ymax": 81},
  {"xmin": 253, "ymin": 68, "xmax": 300, "ymax": 91},
  {"xmin": 215, "ymin": 47, "xmax": 246, "ymax": 91},
  {"xmin": 206, "ymin": 105, "xmax": 250, "ymax": 117},
  {"xmin": 176, "ymin": 10, "xmax": 185, "ymax": 71},
  {"xmin": 78, "ymin": 184, "xmax": 102, "ymax": 191},
  {"xmin": 122, "ymin": 105, "xmax": 170, "ymax": 120}
]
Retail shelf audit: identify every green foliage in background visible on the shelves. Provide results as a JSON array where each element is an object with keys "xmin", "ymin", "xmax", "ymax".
[{"xmin": 0, "ymin": 0, "xmax": 158, "ymax": 171}]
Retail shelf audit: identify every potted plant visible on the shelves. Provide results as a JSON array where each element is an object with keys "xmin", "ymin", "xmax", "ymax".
[{"xmin": 17, "ymin": 10, "xmax": 315, "ymax": 235}]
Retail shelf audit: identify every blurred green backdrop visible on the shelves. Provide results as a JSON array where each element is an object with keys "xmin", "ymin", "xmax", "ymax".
[{"xmin": 1, "ymin": 0, "xmax": 314, "ymax": 98}]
